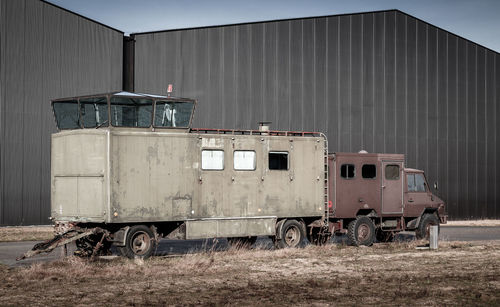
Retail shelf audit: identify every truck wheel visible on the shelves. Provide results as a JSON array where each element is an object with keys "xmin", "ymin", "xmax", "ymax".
[
  {"xmin": 227, "ymin": 236, "xmax": 257, "ymax": 249},
  {"xmin": 275, "ymin": 220, "xmax": 305, "ymax": 249},
  {"xmin": 415, "ymin": 214, "xmax": 440, "ymax": 240},
  {"xmin": 118, "ymin": 225, "xmax": 157, "ymax": 259},
  {"xmin": 347, "ymin": 217, "xmax": 375, "ymax": 246}
]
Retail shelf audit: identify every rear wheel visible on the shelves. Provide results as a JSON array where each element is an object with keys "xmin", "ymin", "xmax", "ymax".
[
  {"xmin": 227, "ymin": 236, "xmax": 257, "ymax": 249},
  {"xmin": 118, "ymin": 225, "xmax": 157, "ymax": 259},
  {"xmin": 347, "ymin": 216, "xmax": 375, "ymax": 246},
  {"xmin": 415, "ymin": 214, "xmax": 440, "ymax": 240},
  {"xmin": 275, "ymin": 220, "xmax": 305, "ymax": 249}
]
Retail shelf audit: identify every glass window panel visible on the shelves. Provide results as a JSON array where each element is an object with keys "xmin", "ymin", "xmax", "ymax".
[
  {"xmin": 154, "ymin": 101, "xmax": 194, "ymax": 128},
  {"xmin": 52, "ymin": 100, "xmax": 80, "ymax": 129},
  {"xmin": 341, "ymin": 164, "xmax": 355, "ymax": 179},
  {"xmin": 269, "ymin": 152, "xmax": 288, "ymax": 170},
  {"xmin": 385, "ymin": 165, "xmax": 400, "ymax": 180},
  {"xmin": 362, "ymin": 164, "xmax": 376, "ymax": 179},
  {"xmin": 202, "ymin": 150, "xmax": 224, "ymax": 170},
  {"xmin": 415, "ymin": 174, "xmax": 427, "ymax": 192},
  {"xmin": 407, "ymin": 174, "xmax": 416, "ymax": 192},
  {"xmin": 234, "ymin": 151, "xmax": 256, "ymax": 170},
  {"xmin": 110, "ymin": 97, "xmax": 152, "ymax": 127},
  {"xmin": 80, "ymin": 97, "xmax": 108, "ymax": 128}
]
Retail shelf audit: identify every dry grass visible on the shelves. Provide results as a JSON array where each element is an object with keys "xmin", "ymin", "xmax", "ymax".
[
  {"xmin": 444, "ymin": 219, "xmax": 500, "ymax": 227},
  {"xmin": 1, "ymin": 241, "xmax": 499, "ymax": 306},
  {"xmin": 0, "ymin": 226, "xmax": 54, "ymax": 242}
]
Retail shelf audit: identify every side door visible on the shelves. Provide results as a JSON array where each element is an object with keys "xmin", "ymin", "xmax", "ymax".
[
  {"xmin": 381, "ymin": 161, "xmax": 404, "ymax": 214},
  {"xmin": 404, "ymin": 172, "xmax": 433, "ymax": 217}
]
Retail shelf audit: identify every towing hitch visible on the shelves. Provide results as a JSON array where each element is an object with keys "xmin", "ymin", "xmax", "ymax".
[{"xmin": 17, "ymin": 227, "xmax": 109, "ymax": 261}]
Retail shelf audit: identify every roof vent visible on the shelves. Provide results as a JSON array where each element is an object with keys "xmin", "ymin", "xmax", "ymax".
[{"xmin": 259, "ymin": 121, "xmax": 271, "ymax": 135}]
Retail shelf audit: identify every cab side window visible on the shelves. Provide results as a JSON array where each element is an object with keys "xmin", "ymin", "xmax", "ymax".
[
  {"xmin": 201, "ymin": 150, "xmax": 224, "ymax": 170},
  {"xmin": 407, "ymin": 173, "xmax": 427, "ymax": 192}
]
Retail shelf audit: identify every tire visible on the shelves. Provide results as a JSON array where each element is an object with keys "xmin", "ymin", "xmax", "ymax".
[
  {"xmin": 347, "ymin": 216, "xmax": 376, "ymax": 246},
  {"xmin": 415, "ymin": 213, "xmax": 440, "ymax": 240},
  {"xmin": 227, "ymin": 236, "xmax": 257, "ymax": 249},
  {"xmin": 275, "ymin": 220, "xmax": 305, "ymax": 249},
  {"xmin": 118, "ymin": 225, "xmax": 157, "ymax": 259},
  {"xmin": 375, "ymin": 228, "xmax": 394, "ymax": 243}
]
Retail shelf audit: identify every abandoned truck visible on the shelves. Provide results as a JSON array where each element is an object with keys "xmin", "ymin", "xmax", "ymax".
[{"xmin": 19, "ymin": 91, "xmax": 446, "ymax": 260}]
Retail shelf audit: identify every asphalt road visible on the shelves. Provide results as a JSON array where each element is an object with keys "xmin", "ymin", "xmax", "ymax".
[{"xmin": 1, "ymin": 226, "xmax": 499, "ymax": 267}]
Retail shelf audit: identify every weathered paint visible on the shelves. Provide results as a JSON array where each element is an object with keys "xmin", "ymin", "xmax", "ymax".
[{"xmin": 51, "ymin": 128, "xmax": 326, "ymax": 235}]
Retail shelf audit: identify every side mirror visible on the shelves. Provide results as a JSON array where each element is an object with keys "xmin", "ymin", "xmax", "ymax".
[{"xmin": 433, "ymin": 182, "xmax": 438, "ymax": 190}]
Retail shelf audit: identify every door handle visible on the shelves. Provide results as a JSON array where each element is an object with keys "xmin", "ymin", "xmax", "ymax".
[{"xmin": 408, "ymin": 199, "xmax": 414, "ymax": 203}]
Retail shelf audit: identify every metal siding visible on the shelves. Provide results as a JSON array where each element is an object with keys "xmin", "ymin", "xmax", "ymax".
[
  {"xmin": 0, "ymin": 0, "xmax": 5, "ymax": 225},
  {"xmin": 384, "ymin": 11, "xmax": 396, "ymax": 154},
  {"xmin": 133, "ymin": 10, "xmax": 500, "ymax": 219},
  {"xmin": 350, "ymin": 14, "xmax": 362, "ymax": 151},
  {"xmin": 3, "ymin": 0, "xmax": 25, "ymax": 225},
  {"xmin": 0, "ymin": 0, "xmax": 122, "ymax": 225},
  {"xmin": 446, "ymin": 34, "xmax": 458, "ymax": 217}
]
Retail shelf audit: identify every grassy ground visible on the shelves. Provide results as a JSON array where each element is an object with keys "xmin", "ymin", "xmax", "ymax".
[
  {"xmin": 0, "ymin": 226, "xmax": 53, "ymax": 242},
  {"xmin": 0, "ymin": 241, "xmax": 498, "ymax": 306}
]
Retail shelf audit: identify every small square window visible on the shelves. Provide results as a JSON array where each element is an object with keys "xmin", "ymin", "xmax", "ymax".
[
  {"xmin": 341, "ymin": 164, "xmax": 355, "ymax": 179},
  {"xmin": 385, "ymin": 164, "xmax": 400, "ymax": 180},
  {"xmin": 234, "ymin": 150, "xmax": 256, "ymax": 170},
  {"xmin": 269, "ymin": 152, "xmax": 288, "ymax": 170},
  {"xmin": 201, "ymin": 150, "xmax": 224, "ymax": 170},
  {"xmin": 362, "ymin": 164, "xmax": 376, "ymax": 179}
]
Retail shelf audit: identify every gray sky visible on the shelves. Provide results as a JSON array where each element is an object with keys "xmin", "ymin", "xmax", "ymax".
[{"xmin": 47, "ymin": 0, "xmax": 500, "ymax": 52}]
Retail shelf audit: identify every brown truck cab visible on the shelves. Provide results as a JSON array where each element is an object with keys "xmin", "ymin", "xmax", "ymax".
[{"xmin": 328, "ymin": 152, "xmax": 447, "ymax": 245}]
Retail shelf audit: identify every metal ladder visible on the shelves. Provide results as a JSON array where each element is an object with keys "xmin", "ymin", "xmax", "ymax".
[{"xmin": 321, "ymin": 133, "xmax": 330, "ymax": 226}]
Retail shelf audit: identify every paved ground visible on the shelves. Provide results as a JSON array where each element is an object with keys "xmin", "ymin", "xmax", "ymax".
[{"xmin": 1, "ymin": 226, "xmax": 499, "ymax": 267}]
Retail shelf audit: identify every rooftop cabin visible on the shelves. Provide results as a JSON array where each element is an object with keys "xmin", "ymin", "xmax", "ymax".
[{"xmin": 51, "ymin": 92, "xmax": 196, "ymax": 131}]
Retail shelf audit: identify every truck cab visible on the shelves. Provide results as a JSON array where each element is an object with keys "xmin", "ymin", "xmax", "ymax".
[{"xmin": 328, "ymin": 152, "xmax": 447, "ymax": 245}]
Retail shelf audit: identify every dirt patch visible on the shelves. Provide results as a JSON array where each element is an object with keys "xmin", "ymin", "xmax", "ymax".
[
  {"xmin": 0, "ymin": 241, "xmax": 499, "ymax": 306},
  {"xmin": 444, "ymin": 219, "xmax": 500, "ymax": 227},
  {"xmin": 0, "ymin": 226, "xmax": 54, "ymax": 242}
]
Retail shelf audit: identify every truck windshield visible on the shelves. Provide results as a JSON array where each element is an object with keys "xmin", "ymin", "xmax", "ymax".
[
  {"xmin": 110, "ymin": 97, "xmax": 153, "ymax": 127},
  {"xmin": 80, "ymin": 97, "xmax": 108, "ymax": 128},
  {"xmin": 154, "ymin": 101, "xmax": 194, "ymax": 128},
  {"xmin": 52, "ymin": 100, "xmax": 80, "ymax": 129}
]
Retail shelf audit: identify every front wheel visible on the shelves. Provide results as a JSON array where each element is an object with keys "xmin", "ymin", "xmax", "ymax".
[
  {"xmin": 347, "ymin": 216, "xmax": 375, "ymax": 246},
  {"xmin": 275, "ymin": 220, "xmax": 305, "ymax": 249},
  {"xmin": 118, "ymin": 225, "xmax": 157, "ymax": 259},
  {"xmin": 415, "ymin": 214, "xmax": 440, "ymax": 240}
]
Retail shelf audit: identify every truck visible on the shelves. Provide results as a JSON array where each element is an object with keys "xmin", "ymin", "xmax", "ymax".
[{"xmin": 19, "ymin": 91, "xmax": 446, "ymax": 260}]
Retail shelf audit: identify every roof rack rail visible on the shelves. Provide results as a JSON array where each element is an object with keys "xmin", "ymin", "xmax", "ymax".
[{"xmin": 190, "ymin": 128, "xmax": 323, "ymax": 137}]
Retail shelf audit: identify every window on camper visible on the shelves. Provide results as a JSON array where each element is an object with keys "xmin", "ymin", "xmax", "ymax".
[
  {"xmin": 110, "ymin": 97, "xmax": 153, "ymax": 127},
  {"xmin": 154, "ymin": 101, "xmax": 194, "ymax": 128},
  {"xmin": 269, "ymin": 152, "xmax": 288, "ymax": 170},
  {"xmin": 80, "ymin": 96, "xmax": 108, "ymax": 128},
  {"xmin": 52, "ymin": 100, "xmax": 80, "ymax": 129},
  {"xmin": 234, "ymin": 151, "xmax": 256, "ymax": 170},
  {"xmin": 362, "ymin": 164, "xmax": 376, "ymax": 179},
  {"xmin": 385, "ymin": 164, "xmax": 400, "ymax": 180},
  {"xmin": 202, "ymin": 150, "xmax": 224, "ymax": 170},
  {"xmin": 340, "ymin": 164, "xmax": 355, "ymax": 179}
]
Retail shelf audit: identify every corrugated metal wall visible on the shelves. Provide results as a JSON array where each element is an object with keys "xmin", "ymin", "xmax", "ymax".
[
  {"xmin": 133, "ymin": 10, "xmax": 500, "ymax": 220},
  {"xmin": 0, "ymin": 0, "xmax": 123, "ymax": 225}
]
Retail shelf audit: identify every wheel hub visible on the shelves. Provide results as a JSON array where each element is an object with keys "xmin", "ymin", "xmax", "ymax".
[
  {"xmin": 131, "ymin": 232, "xmax": 151, "ymax": 255},
  {"xmin": 284, "ymin": 226, "xmax": 300, "ymax": 247},
  {"xmin": 357, "ymin": 224, "xmax": 370, "ymax": 241}
]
